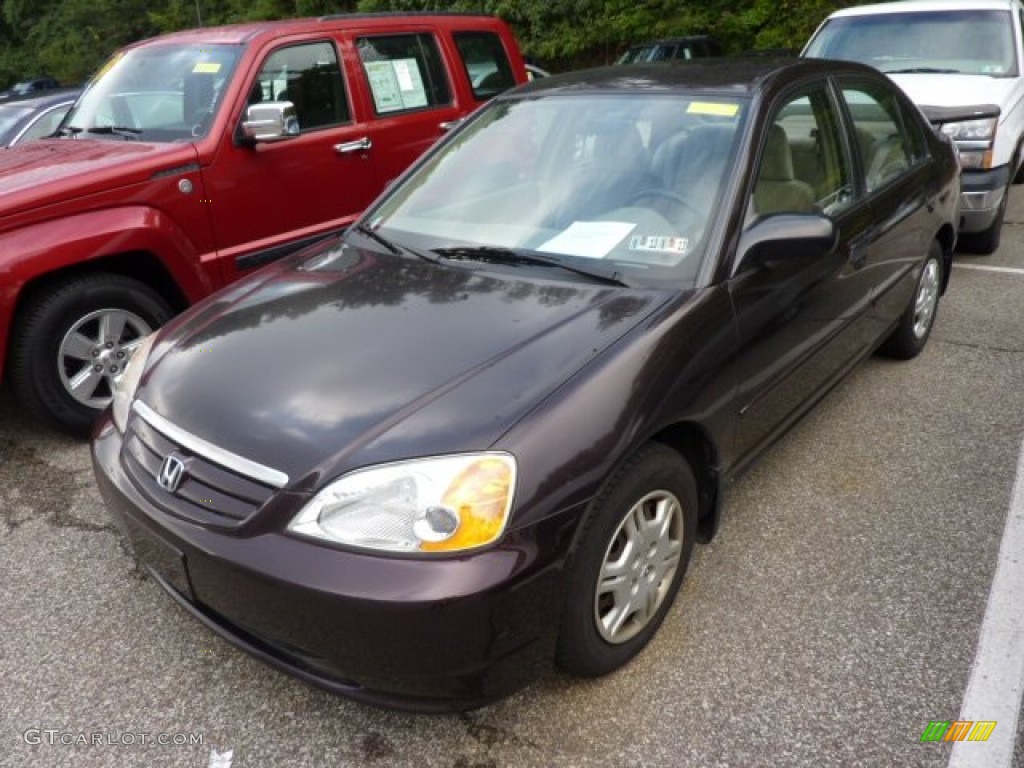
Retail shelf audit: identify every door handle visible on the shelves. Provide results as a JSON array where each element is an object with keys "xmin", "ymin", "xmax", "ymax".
[
  {"xmin": 439, "ymin": 119, "xmax": 463, "ymax": 132},
  {"xmin": 334, "ymin": 137, "xmax": 372, "ymax": 154}
]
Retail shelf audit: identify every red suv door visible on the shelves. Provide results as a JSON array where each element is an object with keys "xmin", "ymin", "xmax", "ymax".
[
  {"xmin": 204, "ymin": 37, "xmax": 382, "ymax": 282},
  {"xmin": 342, "ymin": 28, "xmax": 465, "ymax": 188}
]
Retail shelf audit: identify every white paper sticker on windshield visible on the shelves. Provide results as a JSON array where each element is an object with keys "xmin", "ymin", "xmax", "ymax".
[{"xmin": 538, "ymin": 221, "xmax": 636, "ymax": 259}]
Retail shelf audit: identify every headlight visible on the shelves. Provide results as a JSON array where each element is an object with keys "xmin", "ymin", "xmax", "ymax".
[
  {"xmin": 288, "ymin": 453, "xmax": 516, "ymax": 555},
  {"xmin": 939, "ymin": 117, "xmax": 997, "ymax": 142},
  {"xmin": 940, "ymin": 118, "xmax": 997, "ymax": 169},
  {"xmin": 111, "ymin": 333, "xmax": 156, "ymax": 432}
]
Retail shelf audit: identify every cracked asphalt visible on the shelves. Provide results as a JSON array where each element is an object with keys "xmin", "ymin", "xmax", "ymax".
[{"xmin": 3, "ymin": 191, "xmax": 1024, "ymax": 768}]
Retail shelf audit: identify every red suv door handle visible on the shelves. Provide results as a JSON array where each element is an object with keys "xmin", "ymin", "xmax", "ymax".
[
  {"xmin": 335, "ymin": 137, "xmax": 372, "ymax": 154},
  {"xmin": 439, "ymin": 120, "xmax": 463, "ymax": 132}
]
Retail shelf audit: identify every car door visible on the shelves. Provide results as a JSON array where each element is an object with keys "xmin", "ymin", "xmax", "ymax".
[
  {"xmin": 835, "ymin": 78, "xmax": 935, "ymax": 341},
  {"xmin": 205, "ymin": 37, "xmax": 382, "ymax": 283},
  {"xmin": 344, "ymin": 28, "xmax": 465, "ymax": 189},
  {"xmin": 728, "ymin": 82, "xmax": 878, "ymax": 466}
]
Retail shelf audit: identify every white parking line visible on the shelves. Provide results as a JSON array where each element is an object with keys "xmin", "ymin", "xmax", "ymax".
[
  {"xmin": 953, "ymin": 263, "xmax": 1024, "ymax": 275},
  {"xmin": 948, "ymin": 436, "xmax": 1024, "ymax": 767}
]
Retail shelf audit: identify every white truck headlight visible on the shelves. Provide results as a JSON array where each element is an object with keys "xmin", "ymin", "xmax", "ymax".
[{"xmin": 940, "ymin": 117, "xmax": 997, "ymax": 169}]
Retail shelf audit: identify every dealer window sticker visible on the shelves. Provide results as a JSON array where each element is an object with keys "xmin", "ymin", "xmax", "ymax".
[{"xmin": 364, "ymin": 58, "xmax": 428, "ymax": 113}]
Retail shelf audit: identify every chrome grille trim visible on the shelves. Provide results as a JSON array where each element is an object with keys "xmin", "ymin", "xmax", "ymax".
[{"xmin": 132, "ymin": 400, "xmax": 289, "ymax": 489}]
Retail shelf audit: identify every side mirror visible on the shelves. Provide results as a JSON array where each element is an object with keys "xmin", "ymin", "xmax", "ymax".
[
  {"xmin": 240, "ymin": 101, "xmax": 300, "ymax": 143},
  {"xmin": 736, "ymin": 213, "xmax": 838, "ymax": 274}
]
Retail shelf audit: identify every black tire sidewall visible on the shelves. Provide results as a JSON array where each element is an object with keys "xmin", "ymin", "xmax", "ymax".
[
  {"xmin": 557, "ymin": 444, "xmax": 697, "ymax": 678},
  {"xmin": 881, "ymin": 241, "xmax": 942, "ymax": 360},
  {"xmin": 10, "ymin": 275, "xmax": 172, "ymax": 435}
]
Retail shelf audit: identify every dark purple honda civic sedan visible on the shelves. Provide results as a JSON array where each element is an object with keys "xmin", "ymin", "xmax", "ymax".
[{"xmin": 92, "ymin": 58, "xmax": 959, "ymax": 711}]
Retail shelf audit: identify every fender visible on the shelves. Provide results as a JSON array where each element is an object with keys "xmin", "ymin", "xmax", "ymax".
[{"xmin": 0, "ymin": 205, "xmax": 219, "ymax": 380}]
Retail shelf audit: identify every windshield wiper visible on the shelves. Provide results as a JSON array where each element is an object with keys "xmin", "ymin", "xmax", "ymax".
[
  {"xmin": 85, "ymin": 125, "xmax": 142, "ymax": 139},
  {"xmin": 432, "ymin": 246, "xmax": 630, "ymax": 287},
  {"xmin": 352, "ymin": 224, "xmax": 439, "ymax": 263},
  {"xmin": 883, "ymin": 67, "xmax": 962, "ymax": 74},
  {"xmin": 53, "ymin": 126, "xmax": 82, "ymax": 137}
]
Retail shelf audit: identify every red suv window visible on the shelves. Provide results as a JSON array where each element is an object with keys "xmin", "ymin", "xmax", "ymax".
[
  {"xmin": 453, "ymin": 31, "xmax": 517, "ymax": 101},
  {"xmin": 357, "ymin": 33, "xmax": 451, "ymax": 115}
]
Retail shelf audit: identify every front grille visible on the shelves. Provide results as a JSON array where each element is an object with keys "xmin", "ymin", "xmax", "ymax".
[{"xmin": 122, "ymin": 405, "xmax": 284, "ymax": 528}]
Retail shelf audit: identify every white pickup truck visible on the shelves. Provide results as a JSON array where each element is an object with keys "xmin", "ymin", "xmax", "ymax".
[{"xmin": 804, "ymin": 0, "xmax": 1024, "ymax": 253}]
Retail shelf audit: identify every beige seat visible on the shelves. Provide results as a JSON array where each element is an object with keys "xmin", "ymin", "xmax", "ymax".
[
  {"xmin": 652, "ymin": 122, "xmax": 735, "ymax": 217},
  {"xmin": 753, "ymin": 124, "xmax": 816, "ymax": 216}
]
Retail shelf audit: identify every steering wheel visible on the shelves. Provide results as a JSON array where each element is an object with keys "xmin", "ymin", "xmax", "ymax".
[
  {"xmin": 110, "ymin": 94, "xmax": 140, "ymax": 132},
  {"xmin": 628, "ymin": 188, "xmax": 703, "ymax": 223}
]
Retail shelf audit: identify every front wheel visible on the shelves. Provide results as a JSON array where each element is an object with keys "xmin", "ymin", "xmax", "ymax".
[
  {"xmin": 556, "ymin": 444, "xmax": 697, "ymax": 678},
  {"xmin": 8, "ymin": 274, "xmax": 173, "ymax": 436},
  {"xmin": 879, "ymin": 240, "xmax": 943, "ymax": 360}
]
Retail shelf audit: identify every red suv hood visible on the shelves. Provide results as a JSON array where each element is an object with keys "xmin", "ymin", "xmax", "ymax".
[{"xmin": 0, "ymin": 139, "xmax": 199, "ymax": 218}]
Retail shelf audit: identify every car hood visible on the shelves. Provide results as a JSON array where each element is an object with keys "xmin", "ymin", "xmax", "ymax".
[
  {"xmin": 0, "ymin": 139, "xmax": 199, "ymax": 218},
  {"xmin": 138, "ymin": 243, "xmax": 671, "ymax": 487},
  {"xmin": 888, "ymin": 73, "xmax": 1018, "ymax": 122}
]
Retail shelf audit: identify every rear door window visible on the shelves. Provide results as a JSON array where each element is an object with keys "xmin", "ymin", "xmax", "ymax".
[
  {"xmin": 839, "ymin": 84, "xmax": 918, "ymax": 193},
  {"xmin": 454, "ymin": 31, "xmax": 517, "ymax": 101},
  {"xmin": 357, "ymin": 33, "xmax": 451, "ymax": 114}
]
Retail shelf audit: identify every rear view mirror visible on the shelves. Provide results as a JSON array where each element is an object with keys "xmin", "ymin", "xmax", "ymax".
[
  {"xmin": 241, "ymin": 102, "xmax": 300, "ymax": 143},
  {"xmin": 736, "ymin": 214, "xmax": 837, "ymax": 273}
]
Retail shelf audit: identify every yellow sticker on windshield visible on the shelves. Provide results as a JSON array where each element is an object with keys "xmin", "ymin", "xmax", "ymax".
[
  {"xmin": 193, "ymin": 61, "xmax": 221, "ymax": 74},
  {"xmin": 687, "ymin": 102, "xmax": 739, "ymax": 117},
  {"xmin": 92, "ymin": 52, "xmax": 124, "ymax": 82}
]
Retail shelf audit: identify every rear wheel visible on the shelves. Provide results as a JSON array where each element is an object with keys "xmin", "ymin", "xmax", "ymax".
[
  {"xmin": 556, "ymin": 444, "xmax": 697, "ymax": 677},
  {"xmin": 879, "ymin": 240, "xmax": 942, "ymax": 360},
  {"xmin": 9, "ymin": 274, "xmax": 173, "ymax": 436}
]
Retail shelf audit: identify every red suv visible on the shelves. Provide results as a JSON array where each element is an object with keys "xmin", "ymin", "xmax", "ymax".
[{"xmin": 0, "ymin": 13, "xmax": 527, "ymax": 434}]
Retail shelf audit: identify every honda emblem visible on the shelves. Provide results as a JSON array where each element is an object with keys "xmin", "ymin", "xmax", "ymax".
[{"xmin": 157, "ymin": 453, "xmax": 186, "ymax": 493}]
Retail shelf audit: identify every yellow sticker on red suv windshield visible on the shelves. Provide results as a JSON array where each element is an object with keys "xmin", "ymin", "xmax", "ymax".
[
  {"xmin": 92, "ymin": 52, "xmax": 124, "ymax": 82},
  {"xmin": 193, "ymin": 62, "xmax": 221, "ymax": 74},
  {"xmin": 687, "ymin": 102, "xmax": 739, "ymax": 117}
]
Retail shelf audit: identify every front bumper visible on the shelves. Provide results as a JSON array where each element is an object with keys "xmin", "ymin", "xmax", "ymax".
[
  {"xmin": 959, "ymin": 165, "xmax": 1011, "ymax": 233},
  {"xmin": 91, "ymin": 416, "xmax": 576, "ymax": 712}
]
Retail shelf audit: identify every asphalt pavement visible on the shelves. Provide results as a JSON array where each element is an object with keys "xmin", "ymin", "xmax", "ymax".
[{"xmin": 3, "ymin": 191, "xmax": 1024, "ymax": 768}]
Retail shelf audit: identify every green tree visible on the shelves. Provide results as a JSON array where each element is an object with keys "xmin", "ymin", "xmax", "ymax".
[{"xmin": 0, "ymin": 0, "xmax": 862, "ymax": 90}]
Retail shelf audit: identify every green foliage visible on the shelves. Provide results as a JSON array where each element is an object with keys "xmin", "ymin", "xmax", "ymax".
[{"xmin": 0, "ymin": 0, "xmax": 855, "ymax": 89}]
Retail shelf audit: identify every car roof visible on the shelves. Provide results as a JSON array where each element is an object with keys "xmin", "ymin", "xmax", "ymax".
[
  {"xmin": 123, "ymin": 12, "xmax": 507, "ymax": 48},
  {"xmin": 510, "ymin": 57, "xmax": 880, "ymax": 98},
  {"xmin": 827, "ymin": 0, "xmax": 1014, "ymax": 18},
  {"xmin": 628, "ymin": 35, "xmax": 717, "ymax": 46},
  {"xmin": 0, "ymin": 87, "xmax": 79, "ymax": 108}
]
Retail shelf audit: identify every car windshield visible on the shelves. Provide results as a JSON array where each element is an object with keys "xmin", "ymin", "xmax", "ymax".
[
  {"xmin": 63, "ymin": 43, "xmax": 242, "ymax": 141},
  {"xmin": 804, "ymin": 10, "xmax": 1017, "ymax": 77},
  {"xmin": 364, "ymin": 93, "xmax": 747, "ymax": 287}
]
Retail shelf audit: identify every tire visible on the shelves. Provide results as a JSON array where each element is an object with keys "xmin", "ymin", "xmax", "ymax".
[
  {"xmin": 879, "ymin": 240, "xmax": 942, "ymax": 360},
  {"xmin": 556, "ymin": 443, "xmax": 697, "ymax": 678},
  {"xmin": 8, "ymin": 273, "xmax": 174, "ymax": 436}
]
